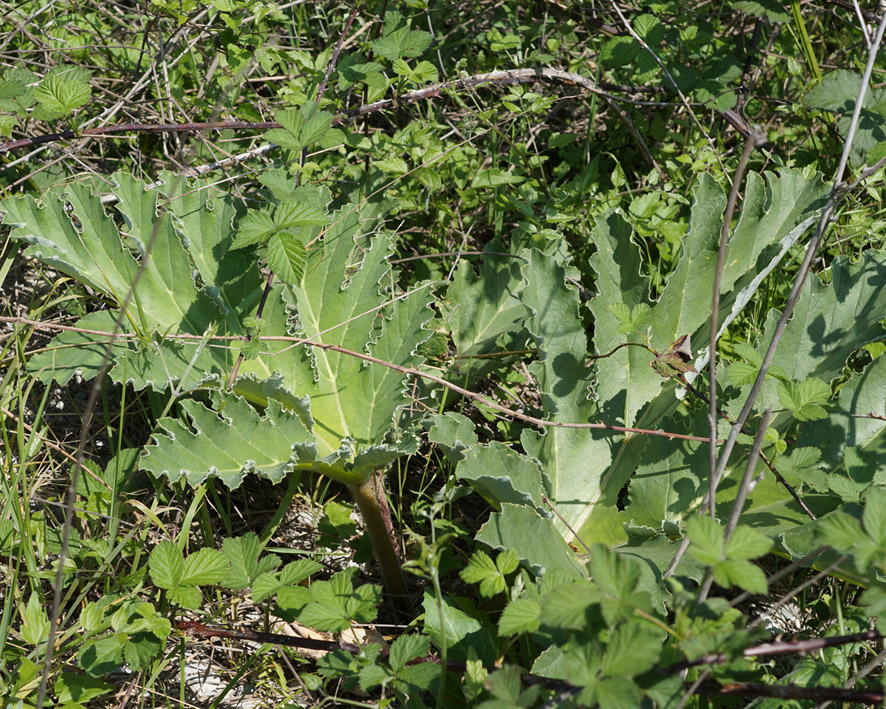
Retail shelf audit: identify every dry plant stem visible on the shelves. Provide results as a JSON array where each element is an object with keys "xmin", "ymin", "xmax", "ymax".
[
  {"xmin": 350, "ymin": 478, "xmax": 411, "ymax": 618},
  {"xmin": 696, "ymin": 408, "xmax": 771, "ymax": 604},
  {"xmin": 0, "ymin": 68, "xmax": 702, "ymax": 155},
  {"xmin": 663, "ymin": 10, "xmax": 886, "ymax": 580},
  {"xmin": 316, "ymin": 2, "xmax": 362, "ymax": 101},
  {"xmin": 542, "ymin": 494, "xmax": 592, "ymax": 554},
  {"xmin": 852, "ymin": 411, "xmax": 886, "ymax": 421},
  {"xmin": 178, "ymin": 620, "xmax": 460, "ymax": 669},
  {"xmin": 5, "ymin": 6, "xmax": 217, "ymax": 175},
  {"xmin": 759, "ymin": 451, "xmax": 816, "ymax": 519},
  {"xmin": 259, "ymin": 338, "xmax": 714, "ymax": 441},
  {"xmin": 1, "ymin": 405, "xmax": 80, "ymax": 465},
  {"xmin": 680, "ymin": 378, "xmax": 815, "ymax": 520},
  {"xmin": 704, "ymin": 682, "xmax": 882, "ymax": 703},
  {"xmin": 181, "ymin": 618, "xmax": 886, "ymax": 699},
  {"xmin": 707, "ymin": 129, "xmax": 766, "ymax": 518},
  {"xmin": 675, "ymin": 667, "xmax": 710, "ymax": 709},
  {"xmin": 722, "ymin": 407, "xmax": 772, "ymax": 541},
  {"xmin": 665, "ymin": 628, "xmax": 883, "ymax": 673},
  {"xmin": 0, "ymin": 315, "xmax": 715, "ymax": 443}
]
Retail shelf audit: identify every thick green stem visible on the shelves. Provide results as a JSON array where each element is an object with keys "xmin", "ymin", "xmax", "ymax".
[{"xmin": 349, "ymin": 478, "xmax": 412, "ymax": 617}]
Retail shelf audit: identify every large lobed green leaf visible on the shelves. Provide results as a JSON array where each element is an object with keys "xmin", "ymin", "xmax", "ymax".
[
  {"xmin": 440, "ymin": 169, "xmax": 834, "ymax": 577},
  {"xmin": 2, "ymin": 173, "xmax": 433, "ymax": 487},
  {"xmin": 1, "ymin": 172, "xmax": 256, "ymax": 390}
]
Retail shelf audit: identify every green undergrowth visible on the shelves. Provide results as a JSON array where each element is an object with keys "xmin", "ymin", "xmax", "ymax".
[{"xmin": 2, "ymin": 2, "xmax": 886, "ymax": 708}]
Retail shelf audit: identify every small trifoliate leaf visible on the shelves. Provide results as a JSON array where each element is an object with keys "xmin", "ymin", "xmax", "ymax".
[
  {"xmin": 608, "ymin": 302, "xmax": 650, "ymax": 335},
  {"xmin": 266, "ymin": 103, "xmax": 339, "ymax": 152},
  {"xmin": 180, "ymin": 547, "xmax": 230, "ymax": 586},
  {"xmin": 600, "ymin": 623, "xmax": 661, "ymax": 677},
  {"xmin": 20, "ymin": 595, "xmax": 51, "ymax": 646},
  {"xmin": 274, "ymin": 200, "xmax": 329, "ymax": 229},
  {"xmin": 232, "ymin": 209, "xmax": 276, "ymax": 249},
  {"xmin": 266, "ymin": 231, "xmax": 306, "ymax": 285},
  {"xmin": 461, "ymin": 550, "xmax": 506, "ymax": 597},
  {"xmin": 777, "ymin": 378, "xmax": 831, "ymax": 421},
  {"xmin": 714, "ymin": 558, "xmax": 768, "ymax": 594},
  {"xmin": 496, "ymin": 548, "xmax": 519, "ymax": 575},
  {"xmin": 686, "ymin": 515, "xmax": 725, "ymax": 565},
  {"xmin": 723, "ymin": 525, "xmax": 773, "ymax": 560},
  {"xmin": 149, "ymin": 541, "xmax": 184, "ymax": 590},
  {"xmin": 239, "ymin": 337, "xmax": 261, "ymax": 360},
  {"xmin": 389, "ymin": 633, "xmax": 429, "ymax": 671},
  {"xmin": 487, "ymin": 28, "xmax": 521, "ymax": 52},
  {"xmin": 35, "ymin": 74, "xmax": 91, "ymax": 115},
  {"xmin": 499, "ymin": 596, "xmax": 541, "ymax": 635},
  {"xmin": 268, "ymin": 111, "xmax": 308, "ymax": 150}
]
